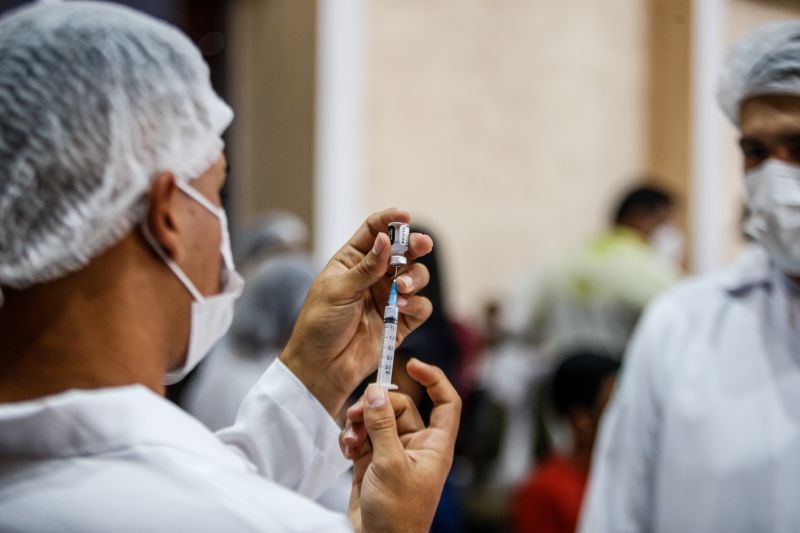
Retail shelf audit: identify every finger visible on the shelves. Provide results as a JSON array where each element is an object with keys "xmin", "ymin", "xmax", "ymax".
[
  {"xmin": 395, "ymin": 263, "xmax": 430, "ymax": 295},
  {"xmin": 390, "ymin": 392, "xmax": 425, "ymax": 435},
  {"xmin": 397, "ymin": 295, "xmax": 432, "ymax": 321},
  {"xmin": 344, "ymin": 424, "xmax": 367, "ymax": 455},
  {"xmin": 362, "ymin": 383, "xmax": 406, "ymax": 467},
  {"xmin": 347, "ymin": 392, "xmax": 418, "ymax": 425},
  {"xmin": 343, "ymin": 233, "xmax": 392, "ymax": 294},
  {"xmin": 340, "ymin": 417, "xmax": 356, "ymax": 457},
  {"xmin": 347, "ymin": 208, "xmax": 411, "ymax": 255},
  {"xmin": 342, "ymin": 420, "xmax": 367, "ymax": 447},
  {"xmin": 343, "ymin": 438, "xmax": 372, "ymax": 461},
  {"xmin": 341, "ymin": 417, "xmax": 371, "ymax": 460},
  {"xmin": 397, "ymin": 296, "xmax": 433, "ymax": 343},
  {"xmin": 351, "ymin": 451, "xmax": 372, "ymax": 487},
  {"xmin": 347, "ymin": 392, "xmax": 423, "ymax": 446},
  {"xmin": 407, "ymin": 232, "xmax": 434, "ymax": 261},
  {"xmin": 406, "ymin": 359, "xmax": 461, "ymax": 435},
  {"xmin": 346, "ymin": 400, "xmax": 365, "ymax": 424}
]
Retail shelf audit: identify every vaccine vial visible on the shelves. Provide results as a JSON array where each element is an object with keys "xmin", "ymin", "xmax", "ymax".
[{"xmin": 387, "ymin": 222, "xmax": 410, "ymax": 268}]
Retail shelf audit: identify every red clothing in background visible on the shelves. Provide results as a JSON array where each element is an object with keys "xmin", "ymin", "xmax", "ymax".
[{"xmin": 513, "ymin": 455, "xmax": 589, "ymax": 533}]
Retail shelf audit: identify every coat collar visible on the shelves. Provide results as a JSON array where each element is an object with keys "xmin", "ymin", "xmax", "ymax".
[
  {"xmin": 720, "ymin": 244, "xmax": 774, "ymax": 295},
  {"xmin": 0, "ymin": 384, "xmax": 251, "ymax": 471}
]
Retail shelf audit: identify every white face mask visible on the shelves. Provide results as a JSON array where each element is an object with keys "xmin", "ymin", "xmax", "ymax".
[
  {"xmin": 650, "ymin": 223, "xmax": 684, "ymax": 268},
  {"xmin": 745, "ymin": 159, "xmax": 800, "ymax": 275},
  {"xmin": 142, "ymin": 180, "xmax": 244, "ymax": 385}
]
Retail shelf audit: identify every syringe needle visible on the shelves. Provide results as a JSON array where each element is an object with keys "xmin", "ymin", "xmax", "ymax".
[{"xmin": 393, "ymin": 266, "xmax": 399, "ymax": 281}]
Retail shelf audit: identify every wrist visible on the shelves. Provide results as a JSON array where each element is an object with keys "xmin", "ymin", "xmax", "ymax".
[{"xmin": 280, "ymin": 345, "xmax": 348, "ymax": 417}]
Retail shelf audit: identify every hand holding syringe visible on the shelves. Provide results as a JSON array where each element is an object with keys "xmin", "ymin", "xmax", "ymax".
[{"xmin": 375, "ymin": 222, "xmax": 410, "ymax": 390}]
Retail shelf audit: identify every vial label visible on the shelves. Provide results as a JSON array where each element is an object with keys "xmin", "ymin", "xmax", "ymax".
[{"xmin": 399, "ymin": 224, "xmax": 409, "ymax": 246}]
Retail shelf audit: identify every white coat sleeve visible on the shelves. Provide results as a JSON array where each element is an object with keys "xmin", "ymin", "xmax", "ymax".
[
  {"xmin": 215, "ymin": 359, "xmax": 351, "ymax": 500},
  {"xmin": 578, "ymin": 295, "xmax": 684, "ymax": 533}
]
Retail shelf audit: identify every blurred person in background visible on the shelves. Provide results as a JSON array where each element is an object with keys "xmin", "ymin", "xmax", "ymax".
[
  {"xmin": 475, "ymin": 184, "xmax": 679, "ymax": 531},
  {"xmin": 521, "ymin": 184, "xmax": 681, "ymax": 361},
  {"xmin": 183, "ymin": 253, "xmax": 316, "ymax": 431},
  {"xmin": 0, "ymin": 3, "xmax": 460, "ymax": 531},
  {"xmin": 234, "ymin": 210, "xmax": 309, "ymax": 275},
  {"xmin": 580, "ymin": 21, "xmax": 800, "ymax": 533},
  {"xmin": 513, "ymin": 353, "xmax": 619, "ymax": 533}
]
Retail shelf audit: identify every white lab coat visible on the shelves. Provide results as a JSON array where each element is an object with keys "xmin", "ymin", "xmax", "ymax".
[
  {"xmin": 580, "ymin": 245, "xmax": 800, "ymax": 533},
  {"xmin": 183, "ymin": 339, "xmax": 353, "ymax": 513},
  {"xmin": 184, "ymin": 338, "xmax": 281, "ymax": 432},
  {"xmin": 0, "ymin": 360, "xmax": 353, "ymax": 532}
]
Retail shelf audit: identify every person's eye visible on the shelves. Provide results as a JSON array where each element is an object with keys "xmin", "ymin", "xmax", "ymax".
[{"xmin": 740, "ymin": 141, "xmax": 768, "ymax": 168}]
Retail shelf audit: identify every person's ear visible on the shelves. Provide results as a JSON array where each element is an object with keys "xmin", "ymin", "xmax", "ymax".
[{"xmin": 147, "ymin": 171, "xmax": 185, "ymax": 262}]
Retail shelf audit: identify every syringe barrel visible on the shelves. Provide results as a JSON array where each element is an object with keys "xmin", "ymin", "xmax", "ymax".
[{"xmin": 377, "ymin": 304, "xmax": 399, "ymax": 387}]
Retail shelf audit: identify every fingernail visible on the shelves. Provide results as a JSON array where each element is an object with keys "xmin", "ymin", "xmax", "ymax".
[
  {"xmin": 366, "ymin": 384, "xmax": 387, "ymax": 408},
  {"xmin": 344, "ymin": 427, "xmax": 357, "ymax": 442},
  {"xmin": 397, "ymin": 296, "xmax": 408, "ymax": 308},
  {"xmin": 398, "ymin": 275, "xmax": 413, "ymax": 291},
  {"xmin": 372, "ymin": 235, "xmax": 384, "ymax": 256}
]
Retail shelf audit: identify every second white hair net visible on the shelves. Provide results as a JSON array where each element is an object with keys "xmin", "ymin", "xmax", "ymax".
[
  {"xmin": 0, "ymin": 1, "xmax": 233, "ymax": 290},
  {"xmin": 718, "ymin": 20, "xmax": 800, "ymax": 125},
  {"xmin": 228, "ymin": 254, "xmax": 316, "ymax": 354}
]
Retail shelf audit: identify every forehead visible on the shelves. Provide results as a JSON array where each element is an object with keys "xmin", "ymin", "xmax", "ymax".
[{"xmin": 740, "ymin": 94, "xmax": 800, "ymax": 139}]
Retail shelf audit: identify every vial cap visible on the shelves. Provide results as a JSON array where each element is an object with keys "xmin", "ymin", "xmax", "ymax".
[{"xmin": 389, "ymin": 255, "xmax": 408, "ymax": 267}]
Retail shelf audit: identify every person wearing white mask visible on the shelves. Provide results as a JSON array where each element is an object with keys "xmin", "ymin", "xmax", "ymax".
[
  {"xmin": 580, "ymin": 21, "xmax": 800, "ymax": 533},
  {"xmin": 0, "ymin": 2, "xmax": 459, "ymax": 532}
]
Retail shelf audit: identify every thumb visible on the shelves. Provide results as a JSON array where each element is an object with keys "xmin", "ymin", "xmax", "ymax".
[
  {"xmin": 346, "ymin": 233, "xmax": 390, "ymax": 293},
  {"xmin": 363, "ymin": 384, "xmax": 405, "ymax": 466}
]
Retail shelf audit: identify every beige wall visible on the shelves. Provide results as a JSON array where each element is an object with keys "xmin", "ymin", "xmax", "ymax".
[
  {"xmin": 228, "ymin": 0, "xmax": 317, "ymax": 235},
  {"xmin": 227, "ymin": 0, "xmax": 800, "ymax": 319},
  {"xmin": 365, "ymin": 0, "xmax": 651, "ymax": 318}
]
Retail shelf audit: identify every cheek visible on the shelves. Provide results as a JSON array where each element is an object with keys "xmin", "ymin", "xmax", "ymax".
[{"xmin": 190, "ymin": 212, "xmax": 224, "ymax": 295}]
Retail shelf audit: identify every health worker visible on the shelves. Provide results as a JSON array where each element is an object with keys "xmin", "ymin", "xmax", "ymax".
[
  {"xmin": 580, "ymin": 20, "xmax": 800, "ymax": 533},
  {"xmin": 0, "ymin": 2, "xmax": 460, "ymax": 532}
]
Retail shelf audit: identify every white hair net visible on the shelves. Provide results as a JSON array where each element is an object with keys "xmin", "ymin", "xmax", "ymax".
[
  {"xmin": 718, "ymin": 20, "xmax": 800, "ymax": 125},
  {"xmin": 0, "ymin": 1, "xmax": 233, "ymax": 291}
]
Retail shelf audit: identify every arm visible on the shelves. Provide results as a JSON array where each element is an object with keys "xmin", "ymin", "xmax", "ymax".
[
  {"xmin": 578, "ymin": 296, "xmax": 682, "ymax": 533},
  {"xmin": 216, "ymin": 358, "xmax": 351, "ymax": 500},
  {"xmin": 219, "ymin": 208, "xmax": 434, "ymax": 498}
]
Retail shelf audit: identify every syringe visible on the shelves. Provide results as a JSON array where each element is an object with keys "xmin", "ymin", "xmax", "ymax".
[{"xmin": 376, "ymin": 280, "xmax": 399, "ymax": 390}]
